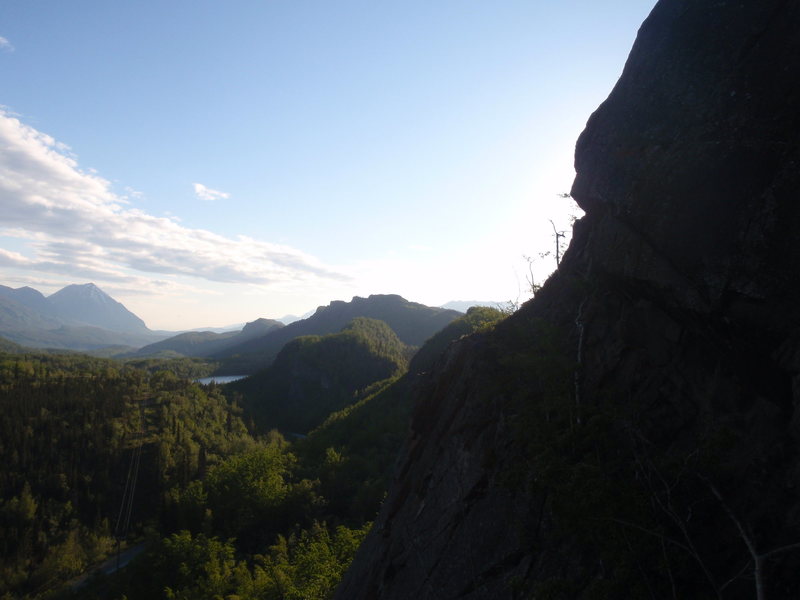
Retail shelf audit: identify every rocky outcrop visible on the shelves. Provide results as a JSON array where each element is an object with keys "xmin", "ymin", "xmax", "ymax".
[{"xmin": 336, "ymin": 1, "xmax": 800, "ymax": 598}]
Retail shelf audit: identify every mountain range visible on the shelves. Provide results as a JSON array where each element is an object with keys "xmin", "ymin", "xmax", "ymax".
[
  {"xmin": 208, "ymin": 294, "xmax": 463, "ymax": 373},
  {"xmin": 0, "ymin": 283, "xmax": 166, "ymax": 350},
  {"xmin": 126, "ymin": 317, "xmax": 284, "ymax": 358},
  {"xmin": 0, "ymin": 284, "xmax": 467, "ymax": 364}
]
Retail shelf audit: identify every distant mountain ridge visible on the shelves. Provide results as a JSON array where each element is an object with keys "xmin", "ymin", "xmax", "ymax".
[
  {"xmin": 0, "ymin": 286, "xmax": 54, "ymax": 316},
  {"xmin": 0, "ymin": 293, "xmax": 62, "ymax": 333},
  {"xmin": 0, "ymin": 283, "xmax": 166, "ymax": 350},
  {"xmin": 214, "ymin": 294, "xmax": 462, "ymax": 373},
  {"xmin": 0, "ymin": 333, "xmax": 24, "ymax": 353},
  {"xmin": 0, "ymin": 285, "xmax": 463, "ymax": 358},
  {"xmin": 48, "ymin": 283, "xmax": 148, "ymax": 333},
  {"xmin": 130, "ymin": 317, "xmax": 284, "ymax": 358}
]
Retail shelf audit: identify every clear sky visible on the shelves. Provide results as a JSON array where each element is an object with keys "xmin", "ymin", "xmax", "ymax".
[{"xmin": 0, "ymin": 0, "xmax": 656, "ymax": 330}]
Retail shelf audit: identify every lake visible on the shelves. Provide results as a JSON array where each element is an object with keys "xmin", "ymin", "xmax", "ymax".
[{"xmin": 195, "ymin": 375, "xmax": 247, "ymax": 385}]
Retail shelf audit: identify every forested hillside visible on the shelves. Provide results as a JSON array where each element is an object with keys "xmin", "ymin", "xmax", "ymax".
[
  {"xmin": 129, "ymin": 318, "xmax": 284, "ymax": 359},
  {"xmin": 213, "ymin": 294, "xmax": 461, "ymax": 373},
  {"xmin": 0, "ymin": 308, "xmax": 504, "ymax": 599},
  {"xmin": 229, "ymin": 317, "xmax": 411, "ymax": 434},
  {"xmin": 0, "ymin": 334, "xmax": 23, "ymax": 353},
  {"xmin": 0, "ymin": 353, "xmax": 254, "ymax": 597}
]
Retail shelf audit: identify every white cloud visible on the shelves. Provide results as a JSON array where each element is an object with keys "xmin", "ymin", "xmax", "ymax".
[
  {"xmin": 0, "ymin": 110, "xmax": 349, "ymax": 291},
  {"xmin": 0, "ymin": 36, "xmax": 13, "ymax": 52},
  {"xmin": 123, "ymin": 186, "xmax": 143, "ymax": 200},
  {"xmin": 193, "ymin": 182, "xmax": 230, "ymax": 201}
]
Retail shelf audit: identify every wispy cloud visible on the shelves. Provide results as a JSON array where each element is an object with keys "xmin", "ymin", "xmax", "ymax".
[
  {"xmin": 193, "ymin": 182, "xmax": 230, "ymax": 201},
  {"xmin": 0, "ymin": 36, "xmax": 13, "ymax": 52},
  {"xmin": 123, "ymin": 186, "xmax": 143, "ymax": 200},
  {"xmin": 0, "ymin": 110, "xmax": 349, "ymax": 291}
]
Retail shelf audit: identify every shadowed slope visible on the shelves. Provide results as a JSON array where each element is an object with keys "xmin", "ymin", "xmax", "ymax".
[{"xmin": 336, "ymin": 2, "xmax": 800, "ymax": 598}]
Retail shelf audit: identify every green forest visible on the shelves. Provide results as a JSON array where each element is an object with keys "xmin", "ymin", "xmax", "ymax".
[{"xmin": 0, "ymin": 307, "xmax": 505, "ymax": 599}]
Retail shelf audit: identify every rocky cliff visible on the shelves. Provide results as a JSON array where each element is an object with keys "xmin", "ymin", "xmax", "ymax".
[{"xmin": 336, "ymin": 1, "xmax": 800, "ymax": 598}]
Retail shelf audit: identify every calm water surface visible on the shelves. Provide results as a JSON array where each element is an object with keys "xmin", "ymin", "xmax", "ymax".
[{"xmin": 195, "ymin": 375, "xmax": 247, "ymax": 385}]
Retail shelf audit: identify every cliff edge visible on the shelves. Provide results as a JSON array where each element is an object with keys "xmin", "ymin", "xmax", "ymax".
[{"xmin": 336, "ymin": 1, "xmax": 800, "ymax": 598}]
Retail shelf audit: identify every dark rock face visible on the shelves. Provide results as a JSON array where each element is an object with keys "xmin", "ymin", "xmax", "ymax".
[
  {"xmin": 572, "ymin": 0, "xmax": 800, "ymax": 321},
  {"xmin": 336, "ymin": 1, "xmax": 800, "ymax": 598}
]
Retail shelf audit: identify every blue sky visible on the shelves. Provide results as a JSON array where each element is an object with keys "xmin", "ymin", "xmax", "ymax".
[{"xmin": 0, "ymin": 0, "xmax": 656, "ymax": 329}]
